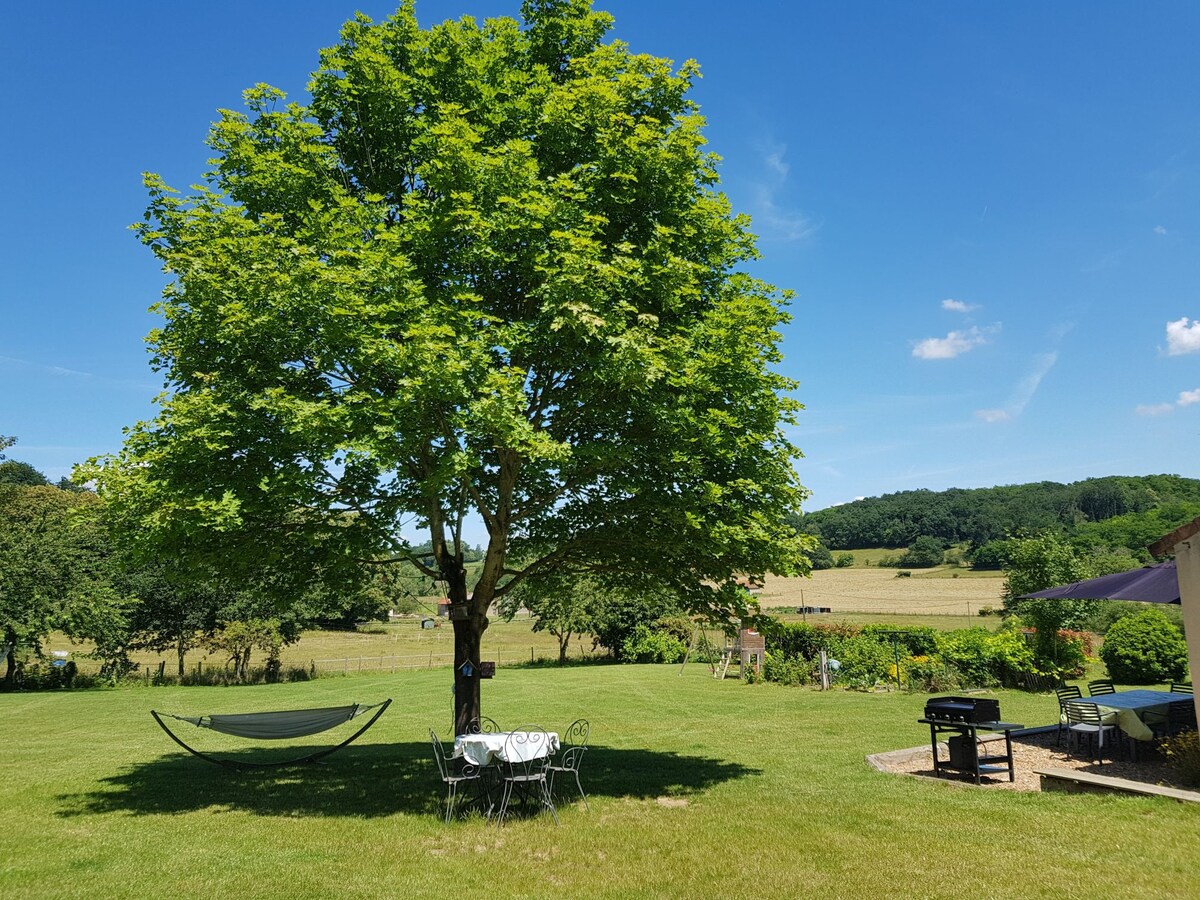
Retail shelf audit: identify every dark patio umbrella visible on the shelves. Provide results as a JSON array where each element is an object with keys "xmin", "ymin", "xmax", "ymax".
[{"xmin": 1017, "ymin": 561, "xmax": 1179, "ymax": 604}]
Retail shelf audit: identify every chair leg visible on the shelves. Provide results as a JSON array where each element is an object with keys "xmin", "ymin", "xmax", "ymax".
[{"xmin": 574, "ymin": 771, "xmax": 589, "ymax": 810}]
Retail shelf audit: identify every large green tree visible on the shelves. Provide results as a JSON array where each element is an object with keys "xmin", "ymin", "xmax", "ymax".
[
  {"xmin": 85, "ymin": 0, "xmax": 810, "ymax": 732},
  {"xmin": 0, "ymin": 485, "xmax": 109, "ymax": 686}
]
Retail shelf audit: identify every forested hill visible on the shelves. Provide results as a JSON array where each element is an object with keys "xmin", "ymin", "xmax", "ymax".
[{"xmin": 797, "ymin": 475, "xmax": 1200, "ymax": 550}]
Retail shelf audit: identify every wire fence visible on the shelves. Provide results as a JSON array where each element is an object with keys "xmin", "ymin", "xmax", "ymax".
[{"xmin": 309, "ymin": 645, "xmax": 559, "ymax": 674}]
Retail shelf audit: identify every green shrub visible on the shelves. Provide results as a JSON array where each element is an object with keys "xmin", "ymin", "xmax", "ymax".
[
  {"xmin": 905, "ymin": 656, "xmax": 962, "ymax": 692},
  {"xmin": 934, "ymin": 621, "xmax": 1041, "ymax": 688},
  {"xmin": 1161, "ymin": 728, "xmax": 1200, "ymax": 787},
  {"xmin": 861, "ymin": 624, "xmax": 939, "ymax": 656},
  {"xmin": 620, "ymin": 624, "xmax": 687, "ymax": 664},
  {"xmin": 829, "ymin": 635, "xmax": 893, "ymax": 689},
  {"xmin": 762, "ymin": 651, "xmax": 816, "ymax": 686},
  {"xmin": 1098, "ymin": 609, "xmax": 1188, "ymax": 684},
  {"xmin": 833, "ymin": 552, "xmax": 855, "ymax": 568}
]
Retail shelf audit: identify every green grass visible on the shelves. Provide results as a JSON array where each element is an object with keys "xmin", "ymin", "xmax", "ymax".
[{"xmin": 2, "ymin": 667, "xmax": 1198, "ymax": 899}]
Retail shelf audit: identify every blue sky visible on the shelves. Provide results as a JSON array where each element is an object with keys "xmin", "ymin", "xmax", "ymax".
[{"xmin": 3, "ymin": 0, "xmax": 1199, "ymax": 518}]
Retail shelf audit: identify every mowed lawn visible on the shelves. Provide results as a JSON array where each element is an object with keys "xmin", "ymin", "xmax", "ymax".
[{"xmin": 3, "ymin": 666, "xmax": 1198, "ymax": 899}]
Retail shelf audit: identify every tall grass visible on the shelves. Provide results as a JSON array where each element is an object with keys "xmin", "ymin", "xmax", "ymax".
[{"xmin": 2, "ymin": 666, "xmax": 1198, "ymax": 899}]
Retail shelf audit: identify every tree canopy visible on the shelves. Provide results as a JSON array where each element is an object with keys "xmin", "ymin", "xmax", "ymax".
[{"xmin": 84, "ymin": 0, "xmax": 811, "ymax": 731}]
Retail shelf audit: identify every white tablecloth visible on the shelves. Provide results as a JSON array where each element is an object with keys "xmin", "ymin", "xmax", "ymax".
[{"xmin": 454, "ymin": 731, "xmax": 559, "ymax": 766}]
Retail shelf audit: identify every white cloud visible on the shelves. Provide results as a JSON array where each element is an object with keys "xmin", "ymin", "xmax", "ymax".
[
  {"xmin": 1132, "ymin": 388, "xmax": 1200, "ymax": 415},
  {"xmin": 1135, "ymin": 403, "xmax": 1175, "ymax": 417},
  {"xmin": 1154, "ymin": 225, "xmax": 1168, "ymax": 235},
  {"xmin": 912, "ymin": 326, "xmax": 989, "ymax": 360},
  {"xmin": 941, "ymin": 299, "xmax": 978, "ymax": 313},
  {"xmin": 1166, "ymin": 317, "xmax": 1200, "ymax": 355}
]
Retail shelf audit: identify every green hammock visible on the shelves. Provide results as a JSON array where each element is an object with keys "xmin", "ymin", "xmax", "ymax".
[{"xmin": 151, "ymin": 700, "xmax": 391, "ymax": 769}]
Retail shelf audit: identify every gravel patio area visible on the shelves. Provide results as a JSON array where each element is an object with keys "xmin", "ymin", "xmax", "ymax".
[{"xmin": 872, "ymin": 727, "xmax": 1195, "ymax": 793}]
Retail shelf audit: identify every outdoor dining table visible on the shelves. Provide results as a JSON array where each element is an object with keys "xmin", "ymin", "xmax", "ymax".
[
  {"xmin": 1072, "ymin": 690, "xmax": 1192, "ymax": 751},
  {"xmin": 453, "ymin": 731, "xmax": 560, "ymax": 767}
]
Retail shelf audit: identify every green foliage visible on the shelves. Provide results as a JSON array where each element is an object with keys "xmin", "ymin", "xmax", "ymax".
[
  {"xmin": 969, "ymin": 539, "xmax": 1013, "ymax": 570},
  {"xmin": 833, "ymin": 552, "xmax": 855, "ymax": 568},
  {"xmin": 0, "ymin": 460, "xmax": 50, "ymax": 486},
  {"xmin": 806, "ymin": 540, "xmax": 834, "ymax": 570},
  {"xmin": 620, "ymin": 623, "xmax": 688, "ymax": 664},
  {"xmin": 898, "ymin": 535, "xmax": 944, "ymax": 568},
  {"xmin": 82, "ymin": 0, "xmax": 813, "ymax": 729},
  {"xmin": 1079, "ymin": 599, "xmax": 1184, "ymax": 635},
  {"xmin": 933, "ymin": 621, "xmax": 1038, "ymax": 688},
  {"xmin": 830, "ymin": 636, "xmax": 893, "ymax": 689},
  {"xmin": 0, "ymin": 484, "xmax": 111, "ymax": 689},
  {"xmin": 1098, "ymin": 609, "xmax": 1189, "ymax": 684},
  {"xmin": 762, "ymin": 649, "xmax": 816, "ymax": 685},
  {"xmin": 1161, "ymin": 728, "xmax": 1200, "ymax": 787},
  {"xmin": 860, "ymin": 624, "xmax": 938, "ymax": 656},
  {"xmin": 799, "ymin": 475, "xmax": 1200, "ymax": 550},
  {"xmin": 587, "ymin": 586, "xmax": 685, "ymax": 661}
]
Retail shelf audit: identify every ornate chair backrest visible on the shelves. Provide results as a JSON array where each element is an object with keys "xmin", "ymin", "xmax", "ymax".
[
  {"xmin": 429, "ymin": 729, "xmax": 450, "ymax": 780},
  {"xmin": 556, "ymin": 745, "xmax": 586, "ymax": 774},
  {"xmin": 562, "ymin": 718, "xmax": 590, "ymax": 750},
  {"xmin": 502, "ymin": 725, "xmax": 553, "ymax": 778},
  {"xmin": 464, "ymin": 716, "xmax": 502, "ymax": 735}
]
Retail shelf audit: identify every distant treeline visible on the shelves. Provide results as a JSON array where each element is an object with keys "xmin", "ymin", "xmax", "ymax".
[{"xmin": 795, "ymin": 475, "xmax": 1200, "ymax": 555}]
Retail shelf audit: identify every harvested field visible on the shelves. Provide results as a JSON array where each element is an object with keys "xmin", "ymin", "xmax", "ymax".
[{"xmin": 760, "ymin": 568, "xmax": 1005, "ymax": 616}]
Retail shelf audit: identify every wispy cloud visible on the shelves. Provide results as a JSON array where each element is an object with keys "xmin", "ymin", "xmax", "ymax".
[
  {"xmin": 1165, "ymin": 317, "xmax": 1200, "ymax": 355},
  {"xmin": 750, "ymin": 141, "xmax": 816, "ymax": 242},
  {"xmin": 1135, "ymin": 387, "xmax": 1200, "ymax": 416},
  {"xmin": 912, "ymin": 326, "xmax": 993, "ymax": 360},
  {"xmin": 0, "ymin": 354, "xmax": 157, "ymax": 391},
  {"xmin": 941, "ymin": 299, "xmax": 978, "ymax": 313},
  {"xmin": 1135, "ymin": 402, "xmax": 1175, "ymax": 417},
  {"xmin": 975, "ymin": 352, "xmax": 1058, "ymax": 423},
  {"xmin": 1154, "ymin": 225, "xmax": 1168, "ymax": 236}
]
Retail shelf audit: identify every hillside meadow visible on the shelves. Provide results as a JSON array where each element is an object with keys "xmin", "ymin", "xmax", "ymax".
[
  {"xmin": 760, "ymin": 567, "xmax": 1007, "ymax": 617},
  {"xmin": 2, "ymin": 665, "xmax": 1198, "ymax": 899}
]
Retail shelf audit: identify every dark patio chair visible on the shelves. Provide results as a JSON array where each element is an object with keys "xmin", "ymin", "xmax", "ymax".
[
  {"xmin": 1054, "ymin": 686, "xmax": 1082, "ymax": 747},
  {"xmin": 1087, "ymin": 679, "xmax": 1116, "ymax": 696},
  {"xmin": 1170, "ymin": 683, "xmax": 1194, "ymax": 694},
  {"xmin": 1065, "ymin": 701, "xmax": 1120, "ymax": 763}
]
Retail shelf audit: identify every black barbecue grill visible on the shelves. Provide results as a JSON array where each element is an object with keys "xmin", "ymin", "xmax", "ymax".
[
  {"xmin": 923, "ymin": 696, "xmax": 1001, "ymax": 724},
  {"xmin": 919, "ymin": 696, "xmax": 1022, "ymax": 784}
]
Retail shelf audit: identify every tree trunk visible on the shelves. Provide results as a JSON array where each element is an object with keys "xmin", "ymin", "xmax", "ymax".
[
  {"xmin": 176, "ymin": 634, "xmax": 186, "ymax": 678},
  {"xmin": 443, "ymin": 552, "xmax": 489, "ymax": 736},
  {"xmin": 2, "ymin": 625, "xmax": 16, "ymax": 689}
]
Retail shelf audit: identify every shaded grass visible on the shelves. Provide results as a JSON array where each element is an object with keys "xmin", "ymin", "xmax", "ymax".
[{"xmin": 2, "ymin": 667, "xmax": 1199, "ymax": 899}]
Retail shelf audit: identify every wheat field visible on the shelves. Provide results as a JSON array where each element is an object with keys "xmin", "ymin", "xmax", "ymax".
[{"xmin": 759, "ymin": 567, "xmax": 1006, "ymax": 616}]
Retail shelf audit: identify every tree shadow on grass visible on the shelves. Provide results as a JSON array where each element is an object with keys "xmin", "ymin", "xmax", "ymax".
[{"xmin": 55, "ymin": 744, "xmax": 760, "ymax": 820}]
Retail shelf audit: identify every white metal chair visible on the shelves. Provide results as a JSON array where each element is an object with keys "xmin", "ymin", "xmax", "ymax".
[
  {"xmin": 495, "ymin": 726, "xmax": 558, "ymax": 825},
  {"xmin": 548, "ymin": 718, "xmax": 590, "ymax": 809},
  {"xmin": 430, "ymin": 729, "xmax": 488, "ymax": 823}
]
